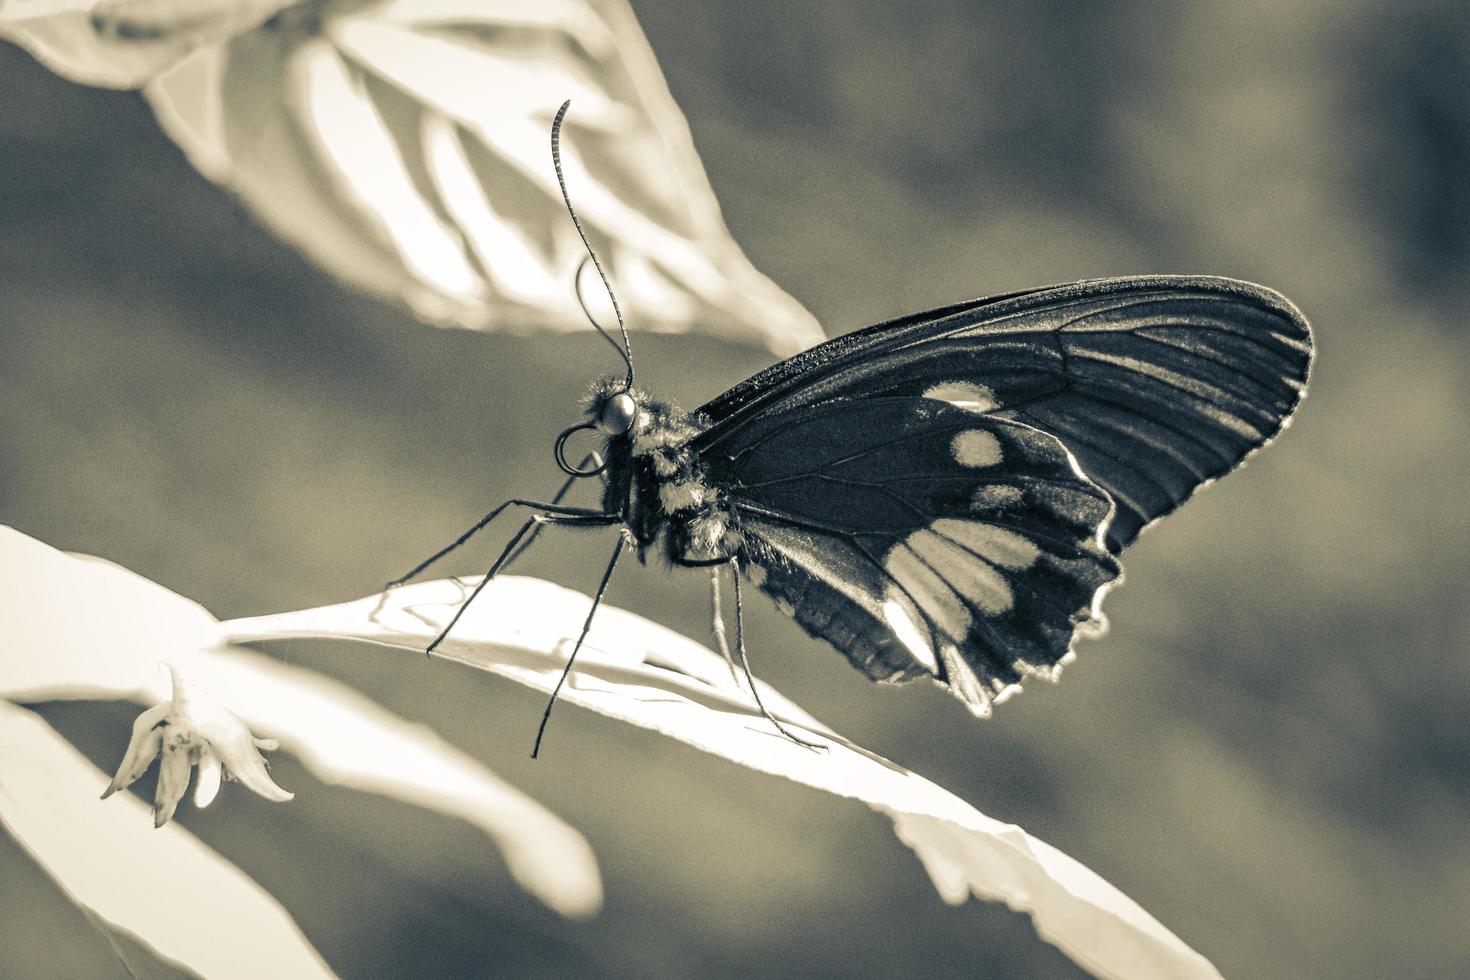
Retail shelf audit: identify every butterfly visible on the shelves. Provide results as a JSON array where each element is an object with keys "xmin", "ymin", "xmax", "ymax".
[{"xmin": 389, "ymin": 103, "xmax": 1314, "ymax": 756}]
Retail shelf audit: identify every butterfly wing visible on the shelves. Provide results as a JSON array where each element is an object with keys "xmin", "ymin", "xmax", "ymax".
[
  {"xmin": 704, "ymin": 396, "xmax": 1122, "ymax": 715},
  {"xmin": 699, "ymin": 276, "xmax": 1313, "ymax": 551},
  {"xmin": 692, "ymin": 276, "xmax": 1310, "ymax": 712}
]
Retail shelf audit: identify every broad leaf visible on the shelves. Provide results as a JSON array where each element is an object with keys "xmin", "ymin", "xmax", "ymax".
[
  {"xmin": 0, "ymin": 526, "xmax": 603, "ymax": 919},
  {"xmin": 0, "ymin": 0, "xmax": 294, "ymax": 86},
  {"xmin": 1, "ymin": 0, "xmax": 824, "ymax": 354},
  {"xmin": 224, "ymin": 574, "xmax": 1222, "ymax": 980}
]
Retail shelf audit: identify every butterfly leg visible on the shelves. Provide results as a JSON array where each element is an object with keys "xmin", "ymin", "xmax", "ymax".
[
  {"xmin": 501, "ymin": 453, "xmax": 604, "ymax": 572},
  {"xmin": 730, "ymin": 558, "xmax": 827, "ymax": 752},
  {"xmin": 386, "ymin": 453, "xmax": 606, "ymax": 589},
  {"xmin": 426, "ymin": 510, "xmax": 620, "ymax": 655},
  {"xmin": 708, "ymin": 566, "xmax": 741, "ymax": 687},
  {"xmin": 532, "ymin": 533, "xmax": 627, "ymax": 759}
]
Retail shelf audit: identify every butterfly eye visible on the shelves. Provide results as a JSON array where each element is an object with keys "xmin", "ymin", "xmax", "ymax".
[{"xmin": 598, "ymin": 392, "xmax": 637, "ymax": 435}]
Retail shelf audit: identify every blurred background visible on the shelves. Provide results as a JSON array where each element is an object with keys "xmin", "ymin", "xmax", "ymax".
[{"xmin": 2, "ymin": 0, "xmax": 1469, "ymax": 977}]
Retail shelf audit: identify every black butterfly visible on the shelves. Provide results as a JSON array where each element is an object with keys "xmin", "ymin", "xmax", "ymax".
[{"xmin": 389, "ymin": 103, "xmax": 1313, "ymax": 755}]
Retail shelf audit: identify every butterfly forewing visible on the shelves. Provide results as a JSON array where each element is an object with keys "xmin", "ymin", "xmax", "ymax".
[
  {"xmin": 703, "ymin": 397, "xmax": 1121, "ymax": 715},
  {"xmin": 699, "ymin": 276, "xmax": 1312, "ymax": 551}
]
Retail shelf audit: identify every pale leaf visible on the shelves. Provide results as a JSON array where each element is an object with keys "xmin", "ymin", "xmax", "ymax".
[
  {"xmin": 222, "ymin": 574, "xmax": 1222, "ymax": 980},
  {"xmin": 2, "ymin": 0, "xmax": 826, "ymax": 353},
  {"xmin": 0, "ymin": 525, "xmax": 602, "ymax": 918},
  {"xmin": 192, "ymin": 646, "xmax": 603, "ymax": 918},
  {"xmin": 0, "ymin": 699, "xmax": 335, "ymax": 979},
  {"xmin": 0, "ymin": 0, "xmax": 293, "ymax": 87}
]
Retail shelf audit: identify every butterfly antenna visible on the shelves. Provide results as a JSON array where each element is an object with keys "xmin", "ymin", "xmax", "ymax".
[{"xmin": 551, "ymin": 100, "xmax": 635, "ymax": 391}]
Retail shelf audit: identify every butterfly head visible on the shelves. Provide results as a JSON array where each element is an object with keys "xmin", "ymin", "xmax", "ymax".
[
  {"xmin": 594, "ymin": 389, "xmax": 638, "ymax": 436},
  {"xmin": 583, "ymin": 375, "xmax": 644, "ymax": 434},
  {"xmin": 554, "ymin": 377, "xmax": 643, "ymax": 477}
]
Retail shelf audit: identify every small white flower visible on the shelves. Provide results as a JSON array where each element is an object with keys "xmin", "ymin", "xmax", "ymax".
[{"xmin": 101, "ymin": 664, "xmax": 292, "ymax": 827}]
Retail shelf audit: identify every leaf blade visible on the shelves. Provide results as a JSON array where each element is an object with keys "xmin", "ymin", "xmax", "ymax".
[
  {"xmin": 121, "ymin": 0, "xmax": 824, "ymax": 351},
  {"xmin": 223, "ymin": 574, "xmax": 1220, "ymax": 980},
  {"xmin": 0, "ymin": 526, "xmax": 601, "ymax": 918}
]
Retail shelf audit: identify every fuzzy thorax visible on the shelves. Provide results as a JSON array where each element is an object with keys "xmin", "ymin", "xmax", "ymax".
[{"xmin": 580, "ymin": 379, "xmax": 740, "ymax": 565}]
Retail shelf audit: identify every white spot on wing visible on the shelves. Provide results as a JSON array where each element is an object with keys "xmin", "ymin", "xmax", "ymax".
[
  {"xmin": 903, "ymin": 529, "xmax": 1013, "ymax": 615},
  {"xmin": 951, "ymin": 429, "xmax": 1003, "ymax": 468},
  {"xmin": 883, "ymin": 543, "xmax": 974, "ymax": 636},
  {"xmin": 932, "ymin": 519, "xmax": 1041, "ymax": 570},
  {"xmin": 924, "ymin": 381, "xmax": 998, "ymax": 412},
  {"xmin": 936, "ymin": 644, "xmax": 991, "ymax": 717},
  {"xmin": 882, "ymin": 598, "xmax": 938, "ymax": 673},
  {"xmin": 971, "ymin": 485, "xmax": 1024, "ymax": 509}
]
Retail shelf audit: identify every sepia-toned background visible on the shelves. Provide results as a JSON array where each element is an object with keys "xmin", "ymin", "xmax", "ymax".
[{"xmin": 3, "ymin": 1, "xmax": 1468, "ymax": 977}]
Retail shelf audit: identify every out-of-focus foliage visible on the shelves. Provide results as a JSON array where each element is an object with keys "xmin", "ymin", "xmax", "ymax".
[
  {"xmin": 1, "ymin": 0, "xmax": 1467, "ymax": 978},
  {"xmin": 0, "ymin": 0, "xmax": 823, "ymax": 353},
  {"xmin": 0, "ymin": 0, "xmax": 293, "ymax": 86}
]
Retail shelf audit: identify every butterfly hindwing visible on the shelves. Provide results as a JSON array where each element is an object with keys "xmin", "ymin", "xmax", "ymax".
[
  {"xmin": 699, "ymin": 276, "xmax": 1312, "ymax": 551},
  {"xmin": 707, "ymin": 397, "xmax": 1122, "ymax": 714}
]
